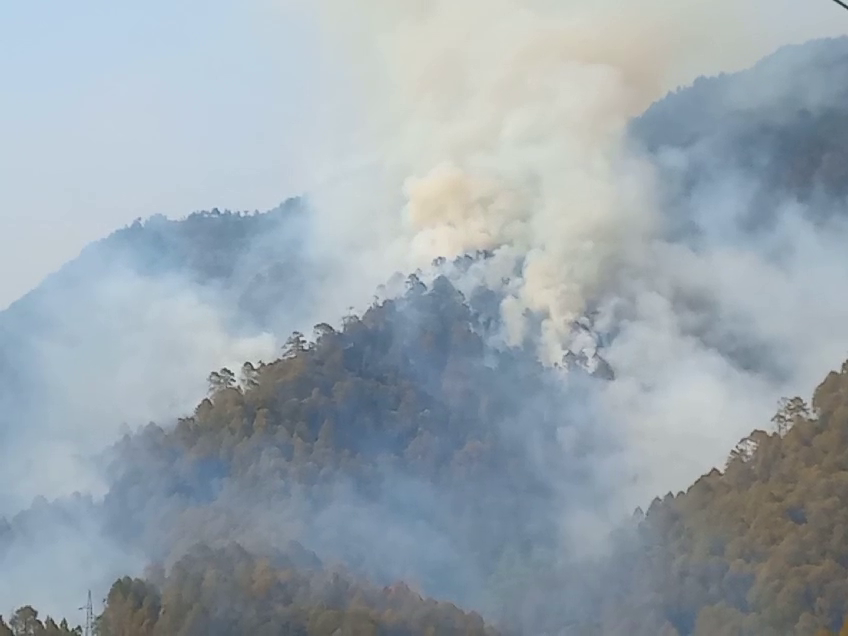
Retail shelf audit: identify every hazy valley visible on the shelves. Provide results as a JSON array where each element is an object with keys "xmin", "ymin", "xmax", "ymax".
[{"xmin": 6, "ymin": 5, "xmax": 848, "ymax": 636}]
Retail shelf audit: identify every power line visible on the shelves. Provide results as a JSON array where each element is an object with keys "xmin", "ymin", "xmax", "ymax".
[{"xmin": 829, "ymin": 0, "xmax": 848, "ymax": 11}]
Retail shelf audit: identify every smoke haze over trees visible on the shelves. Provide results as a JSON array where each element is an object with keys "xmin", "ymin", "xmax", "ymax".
[{"xmin": 7, "ymin": 3, "xmax": 848, "ymax": 635}]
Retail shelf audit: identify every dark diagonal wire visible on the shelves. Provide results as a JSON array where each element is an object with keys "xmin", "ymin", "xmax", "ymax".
[{"xmin": 830, "ymin": 0, "xmax": 848, "ymax": 11}]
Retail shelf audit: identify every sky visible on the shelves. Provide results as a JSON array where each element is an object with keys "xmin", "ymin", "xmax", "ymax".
[
  {"xmin": 1, "ymin": 0, "xmax": 847, "ymax": 309},
  {"xmin": 0, "ymin": 1, "xmax": 347, "ymax": 308}
]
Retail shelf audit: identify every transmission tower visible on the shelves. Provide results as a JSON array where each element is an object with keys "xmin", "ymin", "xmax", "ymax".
[{"xmin": 79, "ymin": 590, "xmax": 94, "ymax": 636}]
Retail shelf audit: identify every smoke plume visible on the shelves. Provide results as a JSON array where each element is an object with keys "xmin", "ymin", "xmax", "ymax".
[
  {"xmin": 298, "ymin": 0, "xmax": 848, "ymax": 508},
  {"xmin": 4, "ymin": 0, "xmax": 848, "ymax": 627}
]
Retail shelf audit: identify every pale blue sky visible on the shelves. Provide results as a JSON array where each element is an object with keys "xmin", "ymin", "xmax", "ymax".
[
  {"xmin": 0, "ymin": 1, "xmax": 343, "ymax": 307},
  {"xmin": 1, "ymin": 1, "xmax": 846, "ymax": 308}
]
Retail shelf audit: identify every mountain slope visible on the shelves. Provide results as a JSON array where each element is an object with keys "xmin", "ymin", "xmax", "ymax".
[
  {"xmin": 0, "ymin": 200, "xmax": 309, "ymax": 511},
  {"xmin": 0, "ymin": 542, "xmax": 501, "ymax": 636},
  {"xmin": 631, "ymin": 36, "xmax": 848, "ymax": 238},
  {"xmin": 11, "ymin": 33, "xmax": 848, "ymax": 636},
  {"xmin": 581, "ymin": 360, "xmax": 848, "ymax": 636},
  {"xmin": 95, "ymin": 275, "xmax": 611, "ymax": 624},
  {"xmin": 98, "ymin": 543, "xmax": 498, "ymax": 636}
]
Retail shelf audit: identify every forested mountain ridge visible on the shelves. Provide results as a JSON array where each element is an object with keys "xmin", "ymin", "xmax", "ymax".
[
  {"xmin": 0, "ymin": 196, "xmax": 306, "ymax": 363},
  {"xmin": 0, "ymin": 274, "xmax": 597, "ymax": 634},
  {"xmin": 11, "ymin": 33, "xmax": 848, "ymax": 636},
  {"xmin": 585, "ymin": 364, "xmax": 848, "ymax": 635},
  {"xmin": 632, "ymin": 36, "xmax": 848, "ymax": 238},
  {"xmin": 96, "ymin": 544, "xmax": 499, "ymax": 636},
  {"xmin": 0, "ymin": 540, "xmax": 500, "ymax": 636},
  {"xmin": 97, "ymin": 274, "xmax": 608, "ymax": 626},
  {"xmin": 0, "ymin": 198, "xmax": 311, "ymax": 514},
  {"xmin": 12, "ymin": 288, "xmax": 848, "ymax": 635},
  {"xmin": 0, "ymin": 610, "xmax": 79, "ymax": 636}
]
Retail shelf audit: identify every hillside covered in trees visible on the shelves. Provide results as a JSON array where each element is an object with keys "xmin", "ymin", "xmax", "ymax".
[
  {"xmin": 0, "ymin": 198, "xmax": 316, "ymax": 517},
  {"xmin": 27, "ymin": 274, "xmax": 606, "ymax": 630},
  {"xmin": 1, "ymin": 543, "xmax": 498, "ymax": 636},
  {"xmin": 582, "ymin": 362, "xmax": 848, "ymax": 635},
  {"xmin": 12, "ymin": 286, "xmax": 848, "ymax": 635},
  {"xmin": 632, "ymin": 36, "xmax": 848, "ymax": 238},
  {"xmin": 0, "ymin": 610, "xmax": 79, "ymax": 636},
  {"xmin": 0, "ymin": 272, "xmax": 606, "ymax": 634},
  {"xmin": 0, "ymin": 197, "xmax": 309, "ymax": 432},
  {"xmin": 11, "ymin": 33, "xmax": 848, "ymax": 636},
  {"xmin": 96, "ymin": 544, "xmax": 497, "ymax": 636}
]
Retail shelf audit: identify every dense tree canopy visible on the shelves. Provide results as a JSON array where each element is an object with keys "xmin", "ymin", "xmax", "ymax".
[
  {"xmin": 11, "ymin": 270, "xmax": 848, "ymax": 634},
  {"xmin": 0, "ymin": 608, "xmax": 79, "ymax": 636},
  {"xmin": 582, "ymin": 361, "xmax": 848, "ymax": 635},
  {"xmin": 13, "ymin": 37, "xmax": 848, "ymax": 635},
  {"xmin": 96, "ymin": 543, "xmax": 497, "ymax": 636},
  {"xmin": 95, "ymin": 274, "xmax": 608, "ymax": 630}
]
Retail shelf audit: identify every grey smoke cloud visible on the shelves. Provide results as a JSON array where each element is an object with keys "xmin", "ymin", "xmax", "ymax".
[
  {"xmin": 3, "ymin": 0, "xmax": 848, "ymax": 625},
  {"xmin": 0, "ymin": 263, "xmax": 279, "ymax": 514},
  {"xmin": 295, "ymin": 0, "xmax": 848, "ymax": 511}
]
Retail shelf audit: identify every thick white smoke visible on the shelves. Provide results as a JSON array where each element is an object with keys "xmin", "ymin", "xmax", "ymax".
[
  {"xmin": 4, "ymin": 0, "xmax": 848, "ymax": 621},
  {"xmin": 307, "ymin": 0, "xmax": 670, "ymax": 354},
  {"xmin": 0, "ymin": 265, "xmax": 279, "ymax": 616},
  {"xmin": 1, "ymin": 268, "xmax": 276, "ymax": 511},
  {"xmin": 301, "ymin": 0, "xmax": 845, "ymax": 357},
  {"xmin": 298, "ymin": 0, "xmax": 848, "ymax": 511}
]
